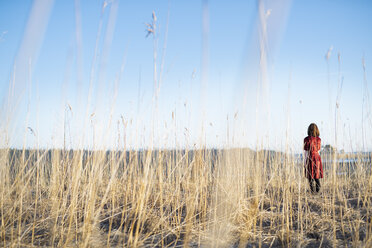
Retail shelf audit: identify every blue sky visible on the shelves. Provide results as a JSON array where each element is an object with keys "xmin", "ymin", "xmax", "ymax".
[{"xmin": 0, "ymin": 0, "xmax": 371, "ymax": 152}]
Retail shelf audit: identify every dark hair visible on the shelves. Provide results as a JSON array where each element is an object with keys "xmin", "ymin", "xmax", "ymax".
[{"xmin": 307, "ymin": 123, "xmax": 320, "ymax": 137}]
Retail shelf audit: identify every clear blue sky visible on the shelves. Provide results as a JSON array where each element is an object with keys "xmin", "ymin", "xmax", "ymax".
[{"xmin": 0, "ymin": 0, "xmax": 371, "ymax": 152}]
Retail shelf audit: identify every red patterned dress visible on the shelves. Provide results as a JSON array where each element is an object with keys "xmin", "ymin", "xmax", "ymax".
[{"xmin": 304, "ymin": 136, "xmax": 323, "ymax": 179}]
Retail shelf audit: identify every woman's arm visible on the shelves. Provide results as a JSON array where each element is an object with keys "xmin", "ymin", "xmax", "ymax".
[
  {"xmin": 317, "ymin": 138, "xmax": 321, "ymax": 151},
  {"xmin": 304, "ymin": 138, "xmax": 309, "ymax": 151}
]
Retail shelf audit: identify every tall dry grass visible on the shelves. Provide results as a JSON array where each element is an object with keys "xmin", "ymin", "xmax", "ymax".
[
  {"xmin": 0, "ymin": 146, "xmax": 371, "ymax": 247},
  {"xmin": 1, "ymin": 1, "xmax": 372, "ymax": 247}
]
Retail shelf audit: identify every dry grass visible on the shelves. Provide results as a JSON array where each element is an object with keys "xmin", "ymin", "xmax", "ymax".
[
  {"xmin": 1, "ymin": 1, "xmax": 371, "ymax": 247},
  {"xmin": 0, "ymin": 147, "xmax": 371, "ymax": 247}
]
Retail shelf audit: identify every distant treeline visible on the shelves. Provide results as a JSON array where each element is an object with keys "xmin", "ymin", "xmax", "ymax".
[{"xmin": 2, "ymin": 148, "xmax": 291, "ymax": 171}]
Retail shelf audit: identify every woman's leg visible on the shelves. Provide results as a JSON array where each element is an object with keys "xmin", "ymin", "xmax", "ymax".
[
  {"xmin": 308, "ymin": 178, "xmax": 314, "ymax": 192},
  {"xmin": 315, "ymin": 179, "xmax": 321, "ymax": 192}
]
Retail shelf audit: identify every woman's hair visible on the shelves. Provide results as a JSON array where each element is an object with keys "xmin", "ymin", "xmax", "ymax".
[{"xmin": 307, "ymin": 123, "xmax": 320, "ymax": 137}]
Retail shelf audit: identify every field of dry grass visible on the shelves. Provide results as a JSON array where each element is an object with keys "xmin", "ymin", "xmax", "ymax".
[
  {"xmin": 1, "ymin": 147, "xmax": 371, "ymax": 247},
  {"xmin": 1, "ymin": 0, "xmax": 371, "ymax": 247}
]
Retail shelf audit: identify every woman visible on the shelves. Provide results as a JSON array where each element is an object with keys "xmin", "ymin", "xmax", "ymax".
[{"xmin": 304, "ymin": 123, "xmax": 323, "ymax": 193}]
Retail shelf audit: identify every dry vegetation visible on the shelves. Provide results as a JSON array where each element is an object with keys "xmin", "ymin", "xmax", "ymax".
[
  {"xmin": 1, "ymin": 2, "xmax": 371, "ymax": 247},
  {"xmin": 1, "ymin": 147, "xmax": 371, "ymax": 247}
]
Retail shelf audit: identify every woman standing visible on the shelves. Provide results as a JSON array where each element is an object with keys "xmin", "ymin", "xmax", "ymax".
[{"xmin": 304, "ymin": 123, "xmax": 323, "ymax": 193}]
